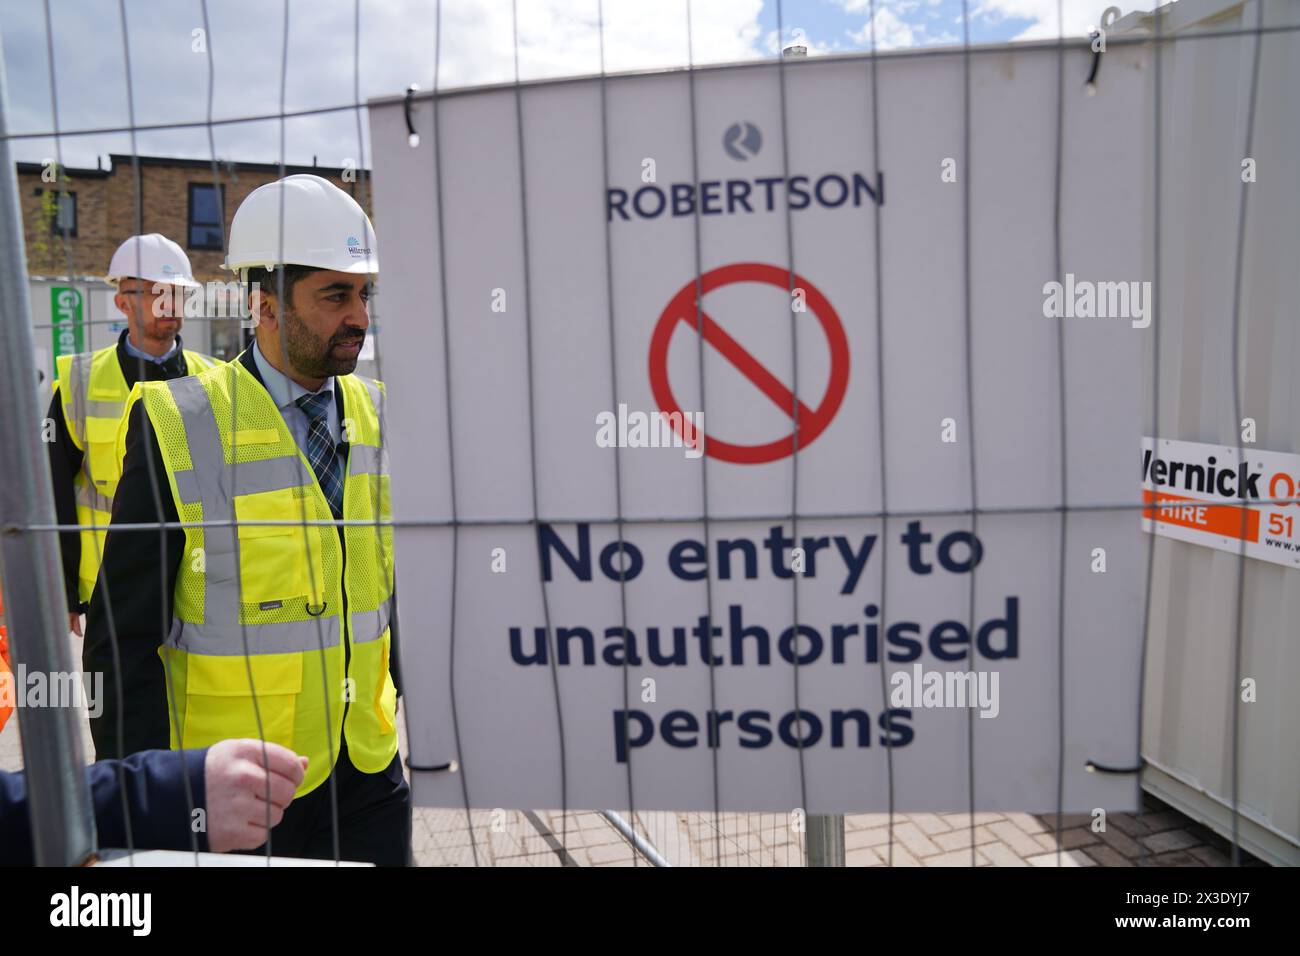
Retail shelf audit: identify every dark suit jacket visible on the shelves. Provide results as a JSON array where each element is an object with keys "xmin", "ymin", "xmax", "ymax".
[
  {"xmin": 47, "ymin": 330, "xmax": 204, "ymax": 611},
  {"xmin": 83, "ymin": 348, "xmax": 401, "ymax": 760},
  {"xmin": 0, "ymin": 747, "xmax": 209, "ymax": 865}
]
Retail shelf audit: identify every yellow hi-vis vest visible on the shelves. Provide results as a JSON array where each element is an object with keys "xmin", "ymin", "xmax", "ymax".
[
  {"xmin": 56, "ymin": 346, "xmax": 220, "ymax": 603},
  {"xmin": 124, "ymin": 359, "xmax": 397, "ymax": 796}
]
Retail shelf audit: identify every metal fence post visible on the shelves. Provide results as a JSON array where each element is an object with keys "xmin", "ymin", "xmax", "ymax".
[
  {"xmin": 0, "ymin": 29, "xmax": 97, "ymax": 865},
  {"xmin": 806, "ymin": 814, "xmax": 845, "ymax": 867}
]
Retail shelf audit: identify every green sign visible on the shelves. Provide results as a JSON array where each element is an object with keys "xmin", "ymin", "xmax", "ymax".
[{"xmin": 51, "ymin": 286, "xmax": 84, "ymax": 376}]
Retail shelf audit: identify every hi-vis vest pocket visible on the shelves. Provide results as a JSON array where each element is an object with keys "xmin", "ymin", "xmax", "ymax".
[
  {"xmin": 234, "ymin": 487, "xmax": 325, "ymax": 606},
  {"xmin": 183, "ymin": 652, "xmax": 302, "ymax": 751},
  {"xmin": 233, "ymin": 428, "xmax": 280, "ymax": 448},
  {"xmin": 376, "ymin": 630, "xmax": 397, "ymax": 735},
  {"xmin": 84, "ymin": 417, "xmax": 124, "ymax": 488},
  {"xmin": 343, "ymin": 628, "xmax": 397, "ymax": 771},
  {"xmin": 85, "ymin": 415, "xmax": 122, "ymax": 444}
]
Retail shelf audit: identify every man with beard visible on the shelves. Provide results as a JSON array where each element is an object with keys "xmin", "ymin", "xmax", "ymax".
[
  {"xmin": 84, "ymin": 175, "xmax": 409, "ymax": 864},
  {"xmin": 47, "ymin": 235, "xmax": 218, "ymax": 635}
]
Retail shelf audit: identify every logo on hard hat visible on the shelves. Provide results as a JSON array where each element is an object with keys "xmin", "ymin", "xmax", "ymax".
[
  {"xmin": 346, "ymin": 234, "xmax": 370, "ymax": 259},
  {"xmin": 161, "ymin": 263, "xmax": 175, "ymax": 275}
]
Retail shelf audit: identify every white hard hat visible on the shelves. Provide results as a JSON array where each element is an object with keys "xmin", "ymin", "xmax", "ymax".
[
  {"xmin": 223, "ymin": 173, "xmax": 378, "ymax": 276},
  {"xmin": 107, "ymin": 233, "xmax": 201, "ymax": 288}
]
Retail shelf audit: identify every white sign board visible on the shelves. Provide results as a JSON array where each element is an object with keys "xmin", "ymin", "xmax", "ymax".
[
  {"xmin": 370, "ymin": 44, "xmax": 1151, "ymax": 812},
  {"xmin": 1142, "ymin": 437, "xmax": 1300, "ymax": 568}
]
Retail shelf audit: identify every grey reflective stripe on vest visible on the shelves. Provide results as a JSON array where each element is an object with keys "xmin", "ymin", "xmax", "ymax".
[
  {"xmin": 83, "ymin": 398, "xmax": 126, "ymax": 418},
  {"xmin": 357, "ymin": 376, "xmax": 383, "ymax": 419},
  {"xmin": 164, "ymin": 616, "xmax": 341, "ymax": 656},
  {"xmin": 75, "ymin": 480, "xmax": 114, "ymax": 514},
  {"xmin": 67, "ymin": 352, "xmax": 92, "ymax": 444},
  {"xmin": 164, "ymin": 375, "xmax": 340, "ymax": 651},
  {"xmin": 69, "ymin": 352, "xmax": 126, "ymax": 496},
  {"xmin": 173, "ymin": 453, "xmax": 310, "ymax": 503},
  {"xmin": 67, "ymin": 353, "xmax": 125, "ymax": 434},
  {"xmin": 348, "ymin": 443, "xmax": 388, "ymax": 476},
  {"xmin": 350, "ymin": 599, "xmax": 392, "ymax": 645},
  {"xmin": 166, "ymin": 376, "xmax": 238, "ymax": 628}
]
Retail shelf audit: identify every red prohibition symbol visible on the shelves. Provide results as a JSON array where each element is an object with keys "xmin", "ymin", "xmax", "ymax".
[{"xmin": 648, "ymin": 262, "xmax": 850, "ymax": 465}]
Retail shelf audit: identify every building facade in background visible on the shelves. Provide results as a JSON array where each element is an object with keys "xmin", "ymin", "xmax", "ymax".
[{"xmin": 14, "ymin": 154, "xmax": 372, "ymax": 378}]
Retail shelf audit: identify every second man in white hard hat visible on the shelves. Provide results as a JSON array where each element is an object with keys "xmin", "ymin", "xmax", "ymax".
[
  {"xmin": 84, "ymin": 175, "xmax": 408, "ymax": 864},
  {"xmin": 47, "ymin": 233, "xmax": 219, "ymax": 635}
]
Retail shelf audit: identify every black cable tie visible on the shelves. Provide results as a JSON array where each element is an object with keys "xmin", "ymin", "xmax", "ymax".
[
  {"xmin": 404, "ymin": 84, "xmax": 421, "ymax": 148},
  {"xmin": 406, "ymin": 756, "xmax": 457, "ymax": 773},
  {"xmin": 1085, "ymin": 30, "xmax": 1105, "ymax": 94},
  {"xmin": 1085, "ymin": 757, "xmax": 1146, "ymax": 775}
]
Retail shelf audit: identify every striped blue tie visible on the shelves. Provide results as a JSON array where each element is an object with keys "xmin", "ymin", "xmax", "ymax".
[{"xmin": 296, "ymin": 391, "xmax": 344, "ymax": 518}]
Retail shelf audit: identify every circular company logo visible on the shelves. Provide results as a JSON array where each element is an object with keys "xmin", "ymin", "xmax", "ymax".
[{"xmin": 723, "ymin": 121, "xmax": 762, "ymax": 161}]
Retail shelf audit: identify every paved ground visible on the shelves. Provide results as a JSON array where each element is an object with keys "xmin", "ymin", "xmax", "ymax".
[
  {"xmin": 0, "ymin": 631, "xmax": 1262, "ymax": 867},
  {"xmin": 406, "ymin": 798, "xmax": 1255, "ymax": 867}
]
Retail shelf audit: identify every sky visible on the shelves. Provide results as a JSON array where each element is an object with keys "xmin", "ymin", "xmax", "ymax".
[{"xmin": 0, "ymin": 0, "xmax": 1162, "ymax": 170}]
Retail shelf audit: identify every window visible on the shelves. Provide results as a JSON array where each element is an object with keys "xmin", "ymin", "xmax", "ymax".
[
  {"xmin": 188, "ymin": 182, "xmax": 224, "ymax": 250},
  {"xmin": 51, "ymin": 190, "xmax": 76, "ymax": 236}
]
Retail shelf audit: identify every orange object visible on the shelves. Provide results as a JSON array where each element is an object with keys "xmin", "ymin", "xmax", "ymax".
[
  {"xmin": 1142, "ymin": 489, "xmax": 1261, "ymax": 542},
  {"xmin": 0, "ymin": 627, "xmax": 12, "ymax": 735},
  {"xmin": 0, "ymin": 587, "xmax": 11, "ymax": 733}
]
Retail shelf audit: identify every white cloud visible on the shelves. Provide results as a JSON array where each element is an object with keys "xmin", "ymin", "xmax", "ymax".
[
  {"xmin": 974, "ymin": 0, "xmax": 1162, "ymax": 40},
  {"xmin": 847, "ymin": 6, "xmax": 918, "ymax": 50},
  {"xmin": 4, "ymin": 0, "xmax": 1170, "ymax": 170},
  {"xmin": 0, "ymin": 0, "xmax": 769, "ymax": 167},
  {"xmin": 838, "ymin": 0, "xmax": 921, "ymax": 14},
  {"xmin": 441, "ymin": 0, "xmax": 766, "ymax": 85}
]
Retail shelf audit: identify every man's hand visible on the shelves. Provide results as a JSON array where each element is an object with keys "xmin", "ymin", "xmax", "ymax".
[
  {"xmin": 68, "ymin": 613, "xmax": 82, "ymax": 637},
  {"xmin": 203, "ymin": 739, "xmax": 309, "ymax": 853}
]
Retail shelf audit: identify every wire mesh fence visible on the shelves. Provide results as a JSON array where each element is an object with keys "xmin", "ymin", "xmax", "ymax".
[{"xmin": 0, "ymin": 0, "xmax": 1295, "ymax": 868}]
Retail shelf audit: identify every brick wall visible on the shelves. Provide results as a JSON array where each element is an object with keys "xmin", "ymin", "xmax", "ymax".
[
  {"xmin": 16, "ymin": 157, "xmax": 371, "ymax": 282},
  {"xmin": 19, "ymin": 167, "xmax": 112, "ymax": 277}
]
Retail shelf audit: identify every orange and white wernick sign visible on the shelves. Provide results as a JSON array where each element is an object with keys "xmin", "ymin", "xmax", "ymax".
[{"xmin": 1141, "ymin": 437, "xmax": 1300, "ymax": 569}]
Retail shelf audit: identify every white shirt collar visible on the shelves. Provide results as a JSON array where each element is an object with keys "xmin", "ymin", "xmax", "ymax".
[{"xmin": 122, "ymin": 331, "xmax": 180, "ymax": 365}]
